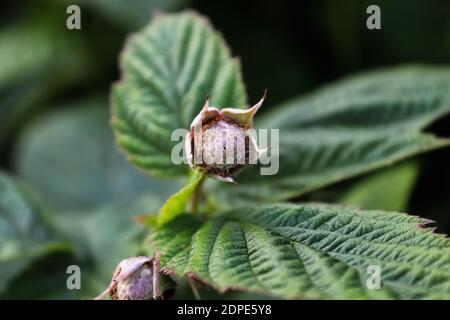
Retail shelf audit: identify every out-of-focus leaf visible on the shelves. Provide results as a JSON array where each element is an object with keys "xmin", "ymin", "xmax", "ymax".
[
  {"xmin": 15, "ymin": 98, "xmax": 179, "ymax": 212},
  {"xmin": 15, "ymin": 98, "xmax": 181, "ymax": 297},
  {"xmin": 215, "ymin": 66, "xmax": 450, "ymax": 204},
  {"xmin": 52, "ymin": 194, "xmax": 165, "ymax": 297},
  {"xmin": 1, "ymin": 248, "xmax": 79, "ymax": 299},
  {"xmin": 153, "ymin": 203, "xmax": 450, "ymax": 299},
  {"xmin": 111, "ymin": 11, "xmax": 247, "ymax": 177},
  {"xmin": 339, "ymin": 162, "xmax": 419, "ymax": 212},
  {"xmin": 0, "ymin": 172, "xmax": 72, "ymax": 296},
  {"xmin": 0, "ymin": 13, "xmax": 91, "ymax": 144}
]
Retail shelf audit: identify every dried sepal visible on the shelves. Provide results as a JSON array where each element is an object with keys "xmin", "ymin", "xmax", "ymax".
[
  {"xmin": 185, "ymin": 90, "xmax": 267, "ymax": 183},
  {"xmin": 221, "ymin": 89, "xmax": 267, "ymax": 128}
]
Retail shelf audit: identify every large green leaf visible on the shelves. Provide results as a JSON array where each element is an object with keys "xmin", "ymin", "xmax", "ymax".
[
  {"xmin": 111, "ymin": 11, "xmax": 247, "ymax": 177},
  {"xmin": 15, "ymin": 98, "xmax": 179, "ymax": 212},
  {"xmin": 0, "ymin": 172, "xmax": 72, "ymax": 296},
  {"xmin": 153, "ymin": 203, "xmax": 450, "ymax": 299},
  {"xmin": 215, "ymin": 66, "xmax": 450, "ymax": 203}
]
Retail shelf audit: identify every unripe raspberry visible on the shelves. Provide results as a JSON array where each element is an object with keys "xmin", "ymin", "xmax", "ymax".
[
  {"xmin": 95, "ymin": 256, "xmax": 175, "ymax": 300},
  {"xmin": 186, "ymin": 91, "xmax": 267, "ymax": 183},
  {"xmin": 110, "ymin": 257, "xmax": 153, "ymax": 300}
]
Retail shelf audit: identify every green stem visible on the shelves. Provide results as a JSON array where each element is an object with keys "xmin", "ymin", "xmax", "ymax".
[{"xmin": 189, "ymin": 175, "xmax": 204, "ymax": 214}]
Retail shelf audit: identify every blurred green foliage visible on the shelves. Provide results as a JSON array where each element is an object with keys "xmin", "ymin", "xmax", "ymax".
[
  {"xmin": 339, "ymin": 162, "xmax": 419, "ymax": 212},
  {"xmin": 1, "ymin": 0, "xmax": 450, "ymax": 299}
]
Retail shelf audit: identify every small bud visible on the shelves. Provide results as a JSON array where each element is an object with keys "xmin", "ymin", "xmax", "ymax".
[
  {"xmin": 95, "ymin": 256, "xmax": 175, "ymax": 300},
  {"xmin": 186, "ymin": 90, "xmax": 267, "ymax": 182}
]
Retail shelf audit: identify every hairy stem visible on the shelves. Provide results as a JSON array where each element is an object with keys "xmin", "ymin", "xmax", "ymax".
[{"xmin": 189, "ymin": 176, "xmax": 204, "ymax": 214}]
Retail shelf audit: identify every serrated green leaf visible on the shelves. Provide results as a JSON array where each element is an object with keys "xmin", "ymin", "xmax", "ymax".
[
  {"xmin": 111, "ymin": 11, "xmax": 247, "ymax": 178},
  {"xmin": 158, "ymin": 169, "xmax": 204, "ymax": 226},
  {"xmin": 153, "ymin": 203, "xmax": 450, "ymax": 299},
  {"xmin": 339, "ymin": 162, "xmax": 419, "ymax": 211},
  {"xmin": 215, "ymin": 66, "xmax": 450, "ymax": 204}
]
